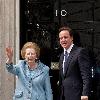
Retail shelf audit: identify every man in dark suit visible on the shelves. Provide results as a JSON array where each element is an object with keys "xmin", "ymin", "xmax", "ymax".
[{"xmin": 58, "ymin": 26, "xmax": 92, "ymax": 100}]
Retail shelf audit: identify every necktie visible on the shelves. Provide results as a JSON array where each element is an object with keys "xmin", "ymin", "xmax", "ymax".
[{"xmin": 63, "ymin": 51, "xmax": 68, "ymax": 74}]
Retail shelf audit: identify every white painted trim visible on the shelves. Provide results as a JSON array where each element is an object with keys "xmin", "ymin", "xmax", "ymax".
[{"xmin": 15, "ymin": 0, "xmax": 20, "ymax": 63}]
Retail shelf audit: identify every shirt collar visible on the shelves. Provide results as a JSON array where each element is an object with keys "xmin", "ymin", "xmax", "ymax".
[{"xmin": 64, "ymin": 43, "xmax": 74, "ymax": 54}]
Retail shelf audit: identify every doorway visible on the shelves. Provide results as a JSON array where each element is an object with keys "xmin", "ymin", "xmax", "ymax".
[{"xmin": 20, "ymin": 0, "xmax": 100, "ymax": 100}]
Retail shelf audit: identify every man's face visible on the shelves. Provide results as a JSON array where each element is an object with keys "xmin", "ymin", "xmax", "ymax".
[{"xmin": 59, "ymin": 30, "xmax": 73, "ymax": 49}]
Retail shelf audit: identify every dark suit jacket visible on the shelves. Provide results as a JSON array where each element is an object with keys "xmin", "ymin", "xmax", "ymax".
[{"xmin": 59, "ymin": 45, "xmax": 92, "ymax": 100}]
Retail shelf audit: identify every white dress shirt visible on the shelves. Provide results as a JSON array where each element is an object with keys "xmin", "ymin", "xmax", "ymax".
[{"xmin": 63, "ymin": 44, "xmax": 74, "ymax": 73}]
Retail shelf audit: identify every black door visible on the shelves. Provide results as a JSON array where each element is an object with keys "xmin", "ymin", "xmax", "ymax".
[{"xmin": 20, "ymin": 0, "xmax": 100, "ymax": 100}]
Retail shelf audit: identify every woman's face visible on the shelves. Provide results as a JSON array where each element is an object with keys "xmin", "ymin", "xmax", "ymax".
[{"xmin": 25, "ymin": 48, "xmax": 37, "ymax": 63}]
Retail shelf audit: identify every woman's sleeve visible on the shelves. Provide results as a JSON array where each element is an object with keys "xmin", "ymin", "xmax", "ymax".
[
  {"xmin": 6, "ymin": 62, "xmax": 19, "ymax": 76},
  {"xmin": 44, "ymin": 67, "xmax": 53, "ymax": 100}
]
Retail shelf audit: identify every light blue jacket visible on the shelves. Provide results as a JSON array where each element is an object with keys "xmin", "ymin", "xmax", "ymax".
[{"xmin": 6, "ymin": 60, "xmax": 53, "ymax": 100}]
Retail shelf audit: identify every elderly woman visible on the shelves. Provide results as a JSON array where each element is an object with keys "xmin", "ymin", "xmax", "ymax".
[{"xmin": 6, "ymin": 42, "xmax": 53, "ymax": 100}]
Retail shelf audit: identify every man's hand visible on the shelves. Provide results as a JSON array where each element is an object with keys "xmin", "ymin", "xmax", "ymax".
[{"xmin": 81, "ymin": 96, "xmax": 88, "ymax": 100}]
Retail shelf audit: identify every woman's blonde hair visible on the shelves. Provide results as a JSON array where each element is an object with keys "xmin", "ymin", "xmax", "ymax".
[{"xmin": 21, "ymin": 42, "xmax": 40, "ymax": 59}]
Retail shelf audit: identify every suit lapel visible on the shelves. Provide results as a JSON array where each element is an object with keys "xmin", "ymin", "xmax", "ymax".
[
  {"xmin": 31, "ymin": 67, "xmax": 44, "ymax": 79},
  {"xmin": 63, "ymin": 53, "xmax": 73, "ymax": 76},
  {"xmin": 64, "ymin": 45, "xmax": 77, "ymax": 77},
  {"xmin": 23, "ymin": 62, "xmax": 44, "ymax": 80}
]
